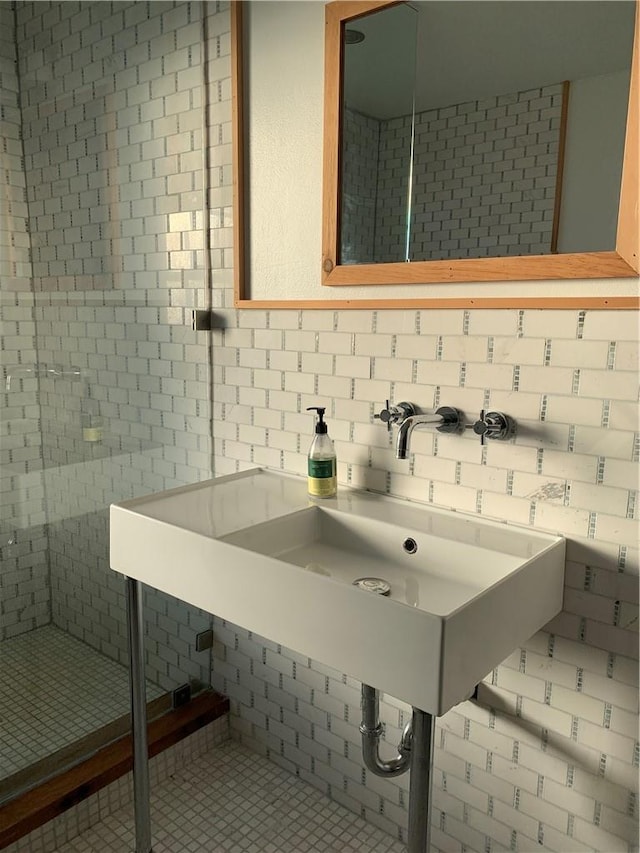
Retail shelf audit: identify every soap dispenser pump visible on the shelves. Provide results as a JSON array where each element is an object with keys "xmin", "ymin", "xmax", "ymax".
[{"xmin": 306, "ymin": 406, "xmax": 337, "ymax": 498}]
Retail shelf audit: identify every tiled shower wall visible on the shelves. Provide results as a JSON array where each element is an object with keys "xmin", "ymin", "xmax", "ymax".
[
  {"xmin": 342, "ymin": 84, "xmax": 561, "ymax": 265},
  {"xmin": 205, "ymin": 9, "xmax": 639, "ymax": 852},
  {"xmin": 0, "ymin": 2, "xmax": 49, "ymax": 641},
  {"xmin": 7, "ymin": 0, "xmax": 225, "ymax": 690},
  {"xmin": 341, "ymin": 108, "xmax": 379, "ymax": 265},
  {"xmin": 393, "ymin": 83, "xmax": 562, "ymax": 262}
]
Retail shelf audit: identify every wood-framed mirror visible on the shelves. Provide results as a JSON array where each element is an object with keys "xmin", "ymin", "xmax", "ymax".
[{"xmin": 232, "ymin": 0, "xmax": 639, "ymax": 310}]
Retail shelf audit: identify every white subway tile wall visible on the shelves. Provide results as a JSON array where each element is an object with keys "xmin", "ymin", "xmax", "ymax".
[
  {"xmin": 203, "ymin": 9, "xmax": 638, "ymax": 851},
  {"xmin": 342, "ymin": 86, "xmax": 562, "ymax": 265},
  {"xmin": 341, "ymin": 109, "xmax": 380, "ymax": 265},
  {"xmin": 0, "ymin": 3, "xmax": 49, "ymax": 641},
  {"xmin": 407, "ymin": 85, "xmax": 562, "ymax": 261}
]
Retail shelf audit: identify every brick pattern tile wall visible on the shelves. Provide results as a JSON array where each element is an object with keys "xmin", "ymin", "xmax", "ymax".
[
  {"xmin": 206, "ymin": 9, "xmax": 639, "ymax": 851},
  {"xmin": 403, "ymin": 84, "xmax": 562, "ymax": 261},
  {"xmin": 342, "ymin": 85, "xmax": 562, "ymax": 264},
  {"xmin": 341, "ymin": 108, "xmax": 381, "ymax": 265},
  {"xmin": 0, "ymin": 2, "xmax": 49, "ymax": 641},
  {"xmin": 374, "ymin": 112, "xmax": 413, "ymax": 264}
]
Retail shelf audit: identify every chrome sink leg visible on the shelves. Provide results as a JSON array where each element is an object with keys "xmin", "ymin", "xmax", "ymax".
[
  {"xmin": 126, "ymin": 577, "xmax": 153, "ymax": 853},
  {"xmin": 408, "ymin": 707, "xmax": 435, "ymax": 853}
]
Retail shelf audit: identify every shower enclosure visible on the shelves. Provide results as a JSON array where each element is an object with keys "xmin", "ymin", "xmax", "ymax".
[{"xmin": 1, "ymin": 0, "xmax": 220, "ymax": 810}]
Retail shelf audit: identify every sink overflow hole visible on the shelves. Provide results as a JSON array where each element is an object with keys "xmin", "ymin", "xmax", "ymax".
[
  {"xmin": 403, "ymin": 537, "xmax": 418, "ymax": 554},
  {"xmin": 353, "ymin": 577, "xmax": 391, "ymax": 596}
]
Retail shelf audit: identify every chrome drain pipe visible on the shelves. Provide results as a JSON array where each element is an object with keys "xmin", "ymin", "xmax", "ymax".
[
  {"xmin": 360, "ymin": 684, "xmax": 435, "ymax": 853},
  {"xmin": 359, "ymin": 684, "xmax": 412, "ymax": 777}
]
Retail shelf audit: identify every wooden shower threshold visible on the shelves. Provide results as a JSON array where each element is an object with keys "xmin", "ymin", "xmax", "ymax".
[{"xmin": 0, "ymin": 689, "xmax": 229, "ymax": 848}]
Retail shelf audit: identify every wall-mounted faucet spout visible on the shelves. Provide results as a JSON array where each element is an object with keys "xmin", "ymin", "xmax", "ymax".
[{"xmin": 396, "ymin": 406, "xmax": 461, "ymax": 459}]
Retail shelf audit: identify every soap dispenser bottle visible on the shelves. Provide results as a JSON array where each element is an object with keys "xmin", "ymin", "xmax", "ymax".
[{"xmin": 306, "ymin": 406, "xmax": 337, "ymax": 498}]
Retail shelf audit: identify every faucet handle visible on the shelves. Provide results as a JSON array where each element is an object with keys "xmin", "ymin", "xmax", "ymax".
[
  {"xmin": 471, "ymin": 410, "xmax": 516, "ymax": 444},
  {"xmin": 375, "ymin": 401, "xmax": 415, "ymax": 431}
]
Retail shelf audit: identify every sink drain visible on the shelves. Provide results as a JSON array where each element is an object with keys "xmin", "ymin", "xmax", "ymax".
[
  {"xmin": 352, "ymin": 577, "xmax": 391, "ymax": 596},
  {"xmin": 402, "ymin": 537, "xmax": 418, "ymax": 554}
]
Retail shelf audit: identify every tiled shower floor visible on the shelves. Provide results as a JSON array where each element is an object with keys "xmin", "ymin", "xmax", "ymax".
[
  {"xmin": 0, "ymin": 624, "xmax": 163, "ymax": 783},
  {"xmin": 55, "ymin": 740, "xmax": 408, "ymax": 852}
]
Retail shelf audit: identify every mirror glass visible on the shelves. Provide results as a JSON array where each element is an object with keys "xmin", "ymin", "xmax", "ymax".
[
  {"xmin": 341, "ymin": 3, "xmax": 418, "ymax": 265},
  {"xmin": 339, "ymin": 1, "xmax": 635, "ymax": 266}
]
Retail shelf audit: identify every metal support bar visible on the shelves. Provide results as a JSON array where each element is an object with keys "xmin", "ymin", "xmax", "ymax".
[
  {"xmin": 126, "ymin": 577, "xmax": 153, "ymax": 853},
  {"xmin": 407, "ymin": 708, "xmax": 435, "ymax": 853}
]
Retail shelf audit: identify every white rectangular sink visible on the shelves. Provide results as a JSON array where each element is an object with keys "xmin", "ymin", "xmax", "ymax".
[{"xmin": 110, "ymin": 468, "xmax": 565, "ymax": 715}]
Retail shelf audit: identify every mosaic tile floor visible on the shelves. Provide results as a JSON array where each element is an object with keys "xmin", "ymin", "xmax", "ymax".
[
  {"xmin": 55, "ymin": 740, "xmax": 407, "ymax": 852},
  {"xmin": 0, "ymin": 624, "xmax": 163, "ymax": 782}
]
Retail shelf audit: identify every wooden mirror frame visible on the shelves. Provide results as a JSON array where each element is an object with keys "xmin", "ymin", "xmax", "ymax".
[{"xmin": 232, "ymin": 1, "xmax": 639, "ymax": 310}]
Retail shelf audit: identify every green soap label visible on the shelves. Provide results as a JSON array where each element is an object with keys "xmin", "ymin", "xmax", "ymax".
[{"xmin": 308, "ymin": 459, "xmax": 335, "ymax": 478}]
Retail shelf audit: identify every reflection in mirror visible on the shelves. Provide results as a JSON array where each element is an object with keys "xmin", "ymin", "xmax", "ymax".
[
  {"xmin": 339, "ymin": 1, "xmax": 635, "ymax": 266},
  {"xmin": 340, "ymin": 4, "xmax": 417, "ymax": 265}
]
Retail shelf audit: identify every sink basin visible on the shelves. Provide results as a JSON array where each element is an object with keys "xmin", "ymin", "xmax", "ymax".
[
  {"xmin": 222, "ymin": 505, "xmax": 537, "ymax": 614},
  {"xmin": 110, "ymin": 468, "xmax": 564, "ymax": 715}
]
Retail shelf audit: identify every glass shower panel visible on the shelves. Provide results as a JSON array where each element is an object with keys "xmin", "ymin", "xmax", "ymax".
[
  {"xmin": 1, "ymin": 0, "xmax": 217, "ymax": 804},
  {"xmin": 0, "ymin": 1, "xmax": 39, "ymax": 625}
]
